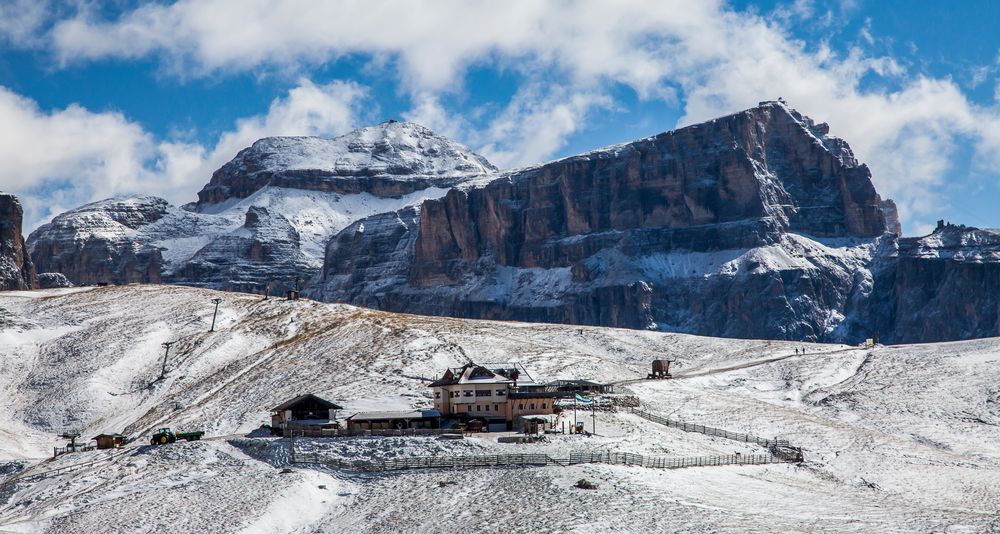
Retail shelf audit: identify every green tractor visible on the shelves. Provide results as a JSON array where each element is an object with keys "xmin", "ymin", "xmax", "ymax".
[{"xmin": 150, "ymin": 428, "xmax": 205, "ymax": 445}]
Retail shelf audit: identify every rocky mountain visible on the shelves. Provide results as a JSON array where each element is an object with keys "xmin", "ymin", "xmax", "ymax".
[
  {"xmin": 309, "ymin": 102, "xmax": 906, "ymax": 342},
  {"xmin": 27, "ymin": 121, "xmax": 494, "ymax": 294},
  {"xmin": 195, "ymin": 120, "xmax": 496, "ymax": 207},
  {"xmin": 23, "ymin": 102, "xmax": 1000, "ymax": 344},
  {"xmin": 0, "ymin": 193, "xmax": 36, "ymax": 290}
]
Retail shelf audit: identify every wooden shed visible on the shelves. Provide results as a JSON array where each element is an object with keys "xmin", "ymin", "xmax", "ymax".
[
  {"xmin": 93, "ymin": 433, "xmax": 126, "ymax": 449},
  {"xmin": 270, "ymin": 393, "xmax": 343, "ymax": 435}
]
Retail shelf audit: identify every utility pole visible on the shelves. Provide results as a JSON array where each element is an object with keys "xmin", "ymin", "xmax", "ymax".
[
  {"xmin": 289, "ymin": 427, "xmax": 296, "ymax": 464},
  {"xmin": 210, "ymin": 298, "xmax": 222, "ymax": 332},
  {"xmin": 160, "ymin": 341, "xmax": 176, "ymax": 380}
]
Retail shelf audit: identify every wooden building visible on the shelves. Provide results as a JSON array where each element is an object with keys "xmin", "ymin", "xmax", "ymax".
[
  {"xmin": 93, "ymin": 433, "xmax": 126, "ymax": 449},
  {"xmin": 346, "ymin": 409, "xmax": 441, "ymax": 431},
  {"xmin": 270, "ymin": 393, "xmax": 343, "ymax": 435}
]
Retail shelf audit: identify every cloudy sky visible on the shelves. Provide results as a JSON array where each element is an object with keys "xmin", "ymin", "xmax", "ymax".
[{"xmin": 1, "ymin": 0, "xmax": 998, "ymax": 234}]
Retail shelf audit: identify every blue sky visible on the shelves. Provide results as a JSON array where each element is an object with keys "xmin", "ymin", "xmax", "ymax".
[{"xmin": 0, "ymin": 0, "xmax": 998, "ymax": 234}]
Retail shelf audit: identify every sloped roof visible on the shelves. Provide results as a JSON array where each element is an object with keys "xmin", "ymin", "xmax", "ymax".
[
  {"xmin": 428, "ymin": 362, "xmax": 536, "ymax": 387},
  {"xmin": 271, "ymin": 393, "xmax": 343, "ymax": 411}
]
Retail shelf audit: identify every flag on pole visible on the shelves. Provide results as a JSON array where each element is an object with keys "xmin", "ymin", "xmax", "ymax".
[{"xmin": 574, "ymin": 393, "xmax": 594, "ymax": 405}]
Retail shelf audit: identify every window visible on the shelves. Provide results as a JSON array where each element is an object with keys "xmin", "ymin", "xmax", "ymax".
[
  {"xmin": 496, "ymin": 389, "xmax": 507, "ymax": 396},
  {"xmin": 542, "ymin": 403, "xmax": 547, "ymax": 409},
  {"xmin": 494, "ymin": 405, "xmax": 499, "ymax": 411},
  {"xmin": 485, "ymin": 405, "xmax": 490, "ymax": 411},
  {"xmin": 476, "ymin": 390, "xmax": 491, "ymax": 397},
  {"xmin": 518, "ymin": 404, "xmax": 524, "ymax": 410},
  {"xmin": 466, "ymin": 405, "xmax": 472, "ymax": 412},
  {"xmin": 530, "ymin": 403, "xmax": 536, "ymax": 410},
  {"xmin": 463, "ymin": 390, "xmax": 473, "ymax": 397},
  {"xmin": 434, "ymin": 392, "xmax": 440, "ymax": 399},
  {"xmin": 451, "ymin": 391, "xmax": 458, "ymax": 398}
]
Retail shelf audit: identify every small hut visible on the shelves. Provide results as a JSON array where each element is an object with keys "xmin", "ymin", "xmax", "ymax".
[{"xmin": 93, "ymin": 433, "xmax": 126, "ymax": 449}]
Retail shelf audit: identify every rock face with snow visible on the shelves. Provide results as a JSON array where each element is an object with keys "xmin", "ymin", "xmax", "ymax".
[
  {"xmin": 864, "ymin": 222, "xmax": 1000, "ymax": 343},
  {"xmin": 195, "ymin": 121, "xmax": 496, "ymax": 208},
  {"xmin": 27, "ymin": 122, "xmax": 494, "ymax": 294},
  {"xmin": 37, "ymin": 272, "xmax": 73, "ymax": 289},
  {"xmin": 310, "ymin": 102, "xmax": 902, "ymax": 342},
  {"xmin": 172, "ymin": 206, "xmax": 313, "ymax": 294},
  {"xmin": 28, "ymin": 196, "xmax": 169, "ymax": 286},
  {"xmin": 0, "ymin": 193, "xmax": 36, "ymax": 290}
]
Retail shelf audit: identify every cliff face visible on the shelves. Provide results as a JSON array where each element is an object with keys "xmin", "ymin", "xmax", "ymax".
[
  {"xmin": 311, "ymin": 102, "xmax": 900, "ymax": 341},
  {"xmin": 0, "ymin": 193, "xmax": 36, "ymax": 290},
  {"xmin": 864, "ymin": 223, "xmax": 1000, "ymax": 343}
]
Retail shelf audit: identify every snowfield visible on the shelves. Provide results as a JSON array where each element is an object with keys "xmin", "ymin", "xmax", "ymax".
[{"xmin": 0, "ymin": 285, "xmax": 998, "ymax": 533}]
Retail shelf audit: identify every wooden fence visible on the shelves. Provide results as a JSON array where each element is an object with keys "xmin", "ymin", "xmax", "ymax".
[
  {"xmin": 630, "ymin": 408, "xmax": 790, "ymax": 449},
  {"xmin": 294, "ymin": 450, "xmax": 793, "ymax": 472},
  {"xmin": 53, "ymin": 443, "xmax": 96, "ymax": 457}
]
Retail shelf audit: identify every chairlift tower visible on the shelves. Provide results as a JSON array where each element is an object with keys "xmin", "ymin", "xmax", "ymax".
[
  {"xmin": 210, "ymin": 297, "xmax": 222, "ymax": 332},
  {"xmin": 160, "ymin": 341, "xmax": 177, "ymax": 380}
]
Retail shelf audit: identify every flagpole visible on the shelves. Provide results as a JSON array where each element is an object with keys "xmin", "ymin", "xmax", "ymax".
[{"xmin": 592, "ymin": 402, "xmax": 596, "ymax": 435}]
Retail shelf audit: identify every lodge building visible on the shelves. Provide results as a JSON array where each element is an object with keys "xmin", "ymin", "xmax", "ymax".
[{"xmin": 429, "ymin": 362, "xmax": 561, "ymax": 431}]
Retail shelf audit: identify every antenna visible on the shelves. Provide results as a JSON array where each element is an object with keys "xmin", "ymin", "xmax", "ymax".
[{"xmin": 160, "ymin": 341, "xmax": 177, "ymax": 379}]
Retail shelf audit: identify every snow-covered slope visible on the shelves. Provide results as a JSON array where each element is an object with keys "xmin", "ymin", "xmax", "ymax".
[{"xmin": 1, "ymin": 285, "xmax": 999, "ymax": 532}]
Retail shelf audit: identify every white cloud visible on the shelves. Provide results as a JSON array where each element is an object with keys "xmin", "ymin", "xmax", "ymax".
[
  {"xmin": 0, "ymin": 80, "xmax": 367, "ymax": 231},
  {"xmin": 474, "ymin": 86, "xmax": 612, "ymax": 168},
  {"xmin": 5, "ymin": 0, "xmax": 997, "ymax": 233},
  {"xmin": 0, "ymin": 0, "xmax": 52, "ymax": 45}
]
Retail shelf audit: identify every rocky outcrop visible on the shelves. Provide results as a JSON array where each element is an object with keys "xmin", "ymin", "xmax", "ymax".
[
  {"xmin": 195, "ymin": 121, "xmax": 496, "ymax": 208},
  {"xmin": 0, "ymin": 193, "xmax": 36, "ymax": 290},
  {"xmin": 310, "ymin": 102, "xmax": 901, "ymax": 342}
]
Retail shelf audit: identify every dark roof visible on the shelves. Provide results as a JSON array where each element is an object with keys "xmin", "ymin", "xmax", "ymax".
[
  {"xmin": 347, "ymin": 409, "xmax": 441, "ymax": 421},
  {"xmin": 271, "ymin": 393, "xmax": 343, "ymax": 412},
  {"xmin": 548, "ymin": 379, "xmax": 604, "ymax": 386},
  {"xmin": 509, "ymin": 391, "xmax": 572, "ymax": 399},
  {"xmin": 92, "ymin": 433, "xmax": 126, "ymax": 439}
]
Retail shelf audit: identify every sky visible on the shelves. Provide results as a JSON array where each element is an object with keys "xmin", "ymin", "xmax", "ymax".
[{"xmin": 0, "ymin": 0, "xmax": 998, "ymax": 235}]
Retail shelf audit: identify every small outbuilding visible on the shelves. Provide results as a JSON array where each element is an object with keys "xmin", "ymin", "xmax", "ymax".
[
  {"xmin": 346, "ymin": 409, "xmax": 442, "ymax": 431},
  {"xmin": 270, "ymin": 393, "xmax": 344, "ymax": 435},
  {"xmin": 93, "ymin": 433, "xmax": 126, "ymax": 449}
]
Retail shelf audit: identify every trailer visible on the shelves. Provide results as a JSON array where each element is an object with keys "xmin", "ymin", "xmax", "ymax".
[
  {"xmin": 647, "ymin": 359, "xmax": 672, "ymax": 379},
  {"xmin": 150, "ymin": 428, "xmax": 205, "ymax": 445}
]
